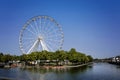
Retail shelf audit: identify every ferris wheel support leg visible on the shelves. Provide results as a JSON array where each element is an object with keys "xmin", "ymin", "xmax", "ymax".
[
  {"xmin": 27, "ymin": 39, "xmax": 39, "ymax": 54},
  {"xmin": 40, "ymin": 40, "xmax": 49, "ymax": 51}
]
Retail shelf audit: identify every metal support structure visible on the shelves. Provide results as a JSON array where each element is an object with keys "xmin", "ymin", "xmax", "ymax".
[{"xmin": 27, "ymin": 36, "xmax": 49, "ymax": 54}]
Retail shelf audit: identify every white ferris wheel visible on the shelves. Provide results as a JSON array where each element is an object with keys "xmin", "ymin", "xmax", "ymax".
[{"xmin": 19, "ymin": 16, "xmax": 64, "ymax": 54}]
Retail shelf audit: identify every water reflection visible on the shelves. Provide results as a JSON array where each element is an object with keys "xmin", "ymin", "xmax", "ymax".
[
  {"xmin": 20, "ymin": 65, "xmax": 90, "ymax": 80},
  {"xmin": 0, "ymin": 63, "xmax": 120, "ymax": 80},
  {"xmin": 22, "ymin": 65, "xmax": 90, "ymax": 73}
]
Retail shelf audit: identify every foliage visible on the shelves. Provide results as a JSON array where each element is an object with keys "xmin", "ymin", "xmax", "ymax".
[
  {"xmin": 87, "ymin": 55, "xmax": 93, "ymax": 62},
  {"xmin": 0, "ymin": 48, "xmax": 93, "ymax": 65}
]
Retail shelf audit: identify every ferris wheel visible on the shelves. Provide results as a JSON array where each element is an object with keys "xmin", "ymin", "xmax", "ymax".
[{"xmin": 19, "ymin": 16, "xmax": 64, "ymax": 54}]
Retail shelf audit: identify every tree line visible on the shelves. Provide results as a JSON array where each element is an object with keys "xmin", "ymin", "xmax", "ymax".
[{"xmin": 0, "ymin": 48, "xmax": 93, "ymax": 65}]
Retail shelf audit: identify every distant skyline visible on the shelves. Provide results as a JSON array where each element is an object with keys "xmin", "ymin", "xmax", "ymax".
[{"xmin": 0, "ymin": 0, "xmax": 120, "ymax": 58}]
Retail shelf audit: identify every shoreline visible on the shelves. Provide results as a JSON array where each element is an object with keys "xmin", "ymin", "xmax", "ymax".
[
  {"xmin": 64, "ymin": 62, "xmax": 92, "ymax": 68},
  {"xmin": 1, "ymin": 62, "xmax": 93, "ymax": 69},
  {"xmin": 20, "ymin": 62, "xmax": 93, "ymax": 69}
]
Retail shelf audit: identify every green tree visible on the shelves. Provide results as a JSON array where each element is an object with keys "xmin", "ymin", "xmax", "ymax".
[
  {"xmin": 87, "ymin": 55, "xmax": 93, "ymax": 62},
  {"xmin": 20, "ymin": 54, "xmax": 28, "ymax": 61},
  {"xmin": 68, "ymin": 48, "xmax": 78, "ymax": 63},
  {"xmin": 0, "ymin": 53, "xmax": 4, "ymax": 62}
]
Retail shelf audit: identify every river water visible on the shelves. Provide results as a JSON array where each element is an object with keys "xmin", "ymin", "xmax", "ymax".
[{"xmin": 0, "ymin": 63, "xmax": 120, "ymax": 80}]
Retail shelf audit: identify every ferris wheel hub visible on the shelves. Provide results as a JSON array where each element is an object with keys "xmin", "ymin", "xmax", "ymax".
[{"xmin": 38, "ymin": 36, "xmax": 43, "ymax": 40}]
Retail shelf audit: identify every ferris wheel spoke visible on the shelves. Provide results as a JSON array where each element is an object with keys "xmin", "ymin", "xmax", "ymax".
[
  {"xmin": 23, "ymin": 37, "xmax": 35, "ymax": 40},
  {"xmin": 45, "ymin": 42, "xmax": 53, "ymax": 51},
  {"xmin": 44, "ymin": 19, "xmax": 50, "ymax": 32},
  {"xmin": 23, "ymin": 39, "xmax": 35, "ymax": 45},
  {"xmin": 41, "ymin": 18, "xmax": 46, "ymax": 32},
  {"xmin": 29, "ymin": 24, "xmax": 38, "ymax": 35},
  {"xmin": 46, "ymin": 38, "xmax": 60, "ymax": 43},
  {"xmin": 23, "ymin": 37, "xmax": 35, "ymax": 44},
  {"xmin": 38, "ymin": 18, "xmax": 42, "ymax": 33},
  {"xmin": 23, "ymin": 37, "xmax": 36, "ymax": 41},
  {"xmin": 23, "ymin": 45, "xmax": 31, "ymax": 53},
  {"xmin": 41, "ymin": 18, "xmax": 45, "ymax": 33},
  {"xmin": 34, "ymin": 20, "xmax": 40, "ymax": 35},
  {"xmin": 46, "ymin": 32, "xmax": 59, "ymax": 38},
  {"xmin": 48, "ymin": 41, "xmax": 60, "ymax": 49},
  {"xmin": 45, "ymin": 19, "xmax": 50, "ymax": 32},
  {"xmin": 46, "ymin": 34, "xmax": 60, "ymax": 39},
  {"xmin": 45, "ymin": 40, "xmax": 53, "ymax": 51},
  {"xmin": 49, "ymin": 43, "xmax": 57, "ymax": 51},
  {"xmin": 23, "ymin": 41, "xmax": 35, "ymax": 50},
  {"xmin": 42, "ymin": 17, "xmax": 46, "ymax": 32},
  {"xmin": 40, "ymin": 18, "xmax": 43, "ymax": 32},
  {"xmin": 23, "ymin": 44, "xmax": 32, "ymax": 50},
  {"xmin": 47, "ymin": 39, "xmax": 59, "ymax": 48},
  {"xmin": 47, "ymin": 32, "xmax": 60, "ymax": 37},
  {"xmin": 26, "ymin": 28, "xmax": 37, "ymax": 36},
  {"xmin": 46, "ymin": 23, "xmax": 54, "ymax": 32},
  {"xmin": 24, "ymin": 45, "xmax": 32, "ymax": 52},
  {"xmin": 45, "ymin": 21, "xmax": 54, "ymax": 33},
  {"xmin": 46, "ymin": 26, "xmax": 58, "ymax": 35},
  {"xmin": 44, "ymin": 37, "xmax": 60, "ymax": 43},
  {"xmin": 53, "ymin": 42, "xmax": 59, "ymax": 50}
]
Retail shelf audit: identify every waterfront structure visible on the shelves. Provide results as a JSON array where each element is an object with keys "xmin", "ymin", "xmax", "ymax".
[{"xmin": 112, "ymin": 56, "xmax": 120, "ymax": 63}]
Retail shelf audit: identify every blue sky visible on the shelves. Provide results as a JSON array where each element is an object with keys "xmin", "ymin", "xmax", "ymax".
[{"xmin": 0, "ymin": 0, "xmax": 120, "ymax": 58}]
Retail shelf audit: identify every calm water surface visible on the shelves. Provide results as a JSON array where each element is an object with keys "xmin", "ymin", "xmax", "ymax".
[{"xmin": 0, "ymin": 63, "xmax": 120, "ymax": 80}]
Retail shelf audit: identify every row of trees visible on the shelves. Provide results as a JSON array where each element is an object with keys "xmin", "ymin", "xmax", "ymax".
[
  {"xmin": 0, "ymin": 48, "xmax": 93, "ymax": 64},
  {"xmin": 0, "ymin": 53, "xmax": 19, "ymax": 62}
]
